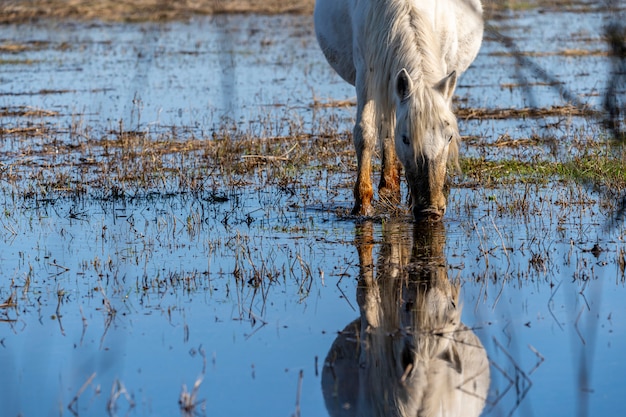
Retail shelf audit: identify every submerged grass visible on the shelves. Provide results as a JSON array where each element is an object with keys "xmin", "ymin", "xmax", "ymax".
[
  {"xmin": 0, "ymin": 119, "xmax": 353, "ymax": 202},
  {"xmin": 0, "ymin": 119, "xmax": 623, "ymax": 229},
  {"xmin": 0, "ymin": 95, "xmax": 622, "ymax": 214}
]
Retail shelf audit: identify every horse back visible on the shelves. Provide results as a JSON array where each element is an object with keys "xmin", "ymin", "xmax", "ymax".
[
  {"xmin": 314, "ymin": 0, "xmax": 483, "ymax": 83},
  {"xmin": 314, "ymin": 0, "xmax": 356, "ymax": 85}
]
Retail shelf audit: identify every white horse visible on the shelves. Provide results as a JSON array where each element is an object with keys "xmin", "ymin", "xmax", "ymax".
[{"xmin": 314, "ymin": 0, "xmax": 483, "ymax": 221}]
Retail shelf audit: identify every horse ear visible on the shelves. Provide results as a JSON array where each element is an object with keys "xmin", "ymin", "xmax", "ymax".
[
  {"xmin": 395, "ymin": 68, "xmax": 413, "ymax": 101},
  {"xmin": 438, "ymin": 344, "xmax": 462, "ymax": 374},
  {"xmin": 435, "ymin": 71, "xmax": 457, "ymax": 101}
]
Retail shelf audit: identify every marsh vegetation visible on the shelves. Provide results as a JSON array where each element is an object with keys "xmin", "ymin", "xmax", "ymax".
[{"xmin": 0, "ymin": 1, "xmax": 624, "ymax": 416}]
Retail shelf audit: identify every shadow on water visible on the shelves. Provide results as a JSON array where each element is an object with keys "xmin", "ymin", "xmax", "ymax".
[{"xmin": 322, "ymin": 220, "xmax": 490, "ymax": 417}]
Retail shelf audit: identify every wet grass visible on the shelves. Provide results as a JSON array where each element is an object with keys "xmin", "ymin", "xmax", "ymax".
[
  {"xmin": 0, "ymin": 117, "xmax": 352, "ymax": 202},
  {"xmin": 457, "ymin": 104, "xmax": 600, "ymax": 120},
  {"xmin": 460, "ymin": 143, "xmax": 626, "ymax": 188},
  {"xmin": 0, "ymin": 124, "xmax": 622, "ymax": 241},
  {"xmin": 0, "ymin": 99, "xmax": 622, "ymax": 216}
]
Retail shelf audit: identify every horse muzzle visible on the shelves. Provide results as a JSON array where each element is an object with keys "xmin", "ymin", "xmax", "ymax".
[{"xmin": 413, "ymin": 205, "xmax": 446, "ymax": 222}]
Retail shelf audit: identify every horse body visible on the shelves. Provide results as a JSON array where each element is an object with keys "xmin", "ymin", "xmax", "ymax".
[{"xmin": 314, "ymin": 0, "xmax": 483, "ymax": 220}]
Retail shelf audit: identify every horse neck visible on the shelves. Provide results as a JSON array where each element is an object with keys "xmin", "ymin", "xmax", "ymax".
[{"xmin": 365, "ymin": 1, "xmax": 444, "ymax": 115}]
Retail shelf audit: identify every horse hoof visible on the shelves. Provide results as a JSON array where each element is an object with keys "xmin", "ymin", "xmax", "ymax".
[{"xmin": 352, "ymin": 204, "xmax": 374, "ymax": 217}]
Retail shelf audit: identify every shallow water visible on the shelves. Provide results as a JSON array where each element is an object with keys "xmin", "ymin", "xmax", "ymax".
[
  {"xmin": 0, "ymin": 15, "xmax": 348, "ymax": 140},
  {"xmin": 1, "ymin": 4, "xmax": 626, "ymax": 417}
]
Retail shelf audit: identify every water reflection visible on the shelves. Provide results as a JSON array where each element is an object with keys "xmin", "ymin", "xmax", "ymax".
[{"xmin": 322, "ymin": 220, "xmax": 490, "ymax": 417}]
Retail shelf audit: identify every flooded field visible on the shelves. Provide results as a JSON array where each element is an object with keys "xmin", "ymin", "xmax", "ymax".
[{"xmin": 1, "ymin": 1, "xmax": 625, "ymax": 416}]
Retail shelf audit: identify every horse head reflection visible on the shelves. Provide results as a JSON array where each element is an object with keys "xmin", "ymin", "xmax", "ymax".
[{"xmin": 322, "ymin": 221, "xmax": 490, "ymax": 417}]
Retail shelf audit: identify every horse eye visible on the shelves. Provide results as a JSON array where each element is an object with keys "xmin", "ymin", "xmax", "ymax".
[
  {"xmin": 402, "ymin": 134, "xmax": 410, "ymax": 145},
  {"xmin": 447, "ymin": 135, "xmax": 453, "ymax": 143}
]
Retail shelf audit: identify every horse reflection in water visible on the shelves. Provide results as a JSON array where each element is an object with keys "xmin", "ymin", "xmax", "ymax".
[{"xmin": 322, "ymin": 221, "xmax": 489, "ymax": 417}]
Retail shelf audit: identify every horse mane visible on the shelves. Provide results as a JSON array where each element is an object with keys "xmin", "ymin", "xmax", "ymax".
[{"xmin": 364, "ymin": 0, "xmax": 459, "ymax": 168}]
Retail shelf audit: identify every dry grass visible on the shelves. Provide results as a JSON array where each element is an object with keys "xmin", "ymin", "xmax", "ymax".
[
  {"xmin": 489, "ymin": 49, "xmax": 608, "ymax": 58},
  {"xmin": 0, "ymin": 120, "xmax": 354, "ymax": 201},
  {"xmin": 0, "ymin": 0, "xmax": 610, "ymax": 23},
  {"xmin": 310, "ymin": 101, "xmax": 599, "ymax": 121},
  {"xmin": 0, "ymin": 106, "xmax": 58, "ymax": 117},
  {"xmin": 0, "ymin": 0, "xmax": 315, "ymax": 23},
  {"xmin": 456, "ymin": 105, "xmax": 599, "ymax": 120}
]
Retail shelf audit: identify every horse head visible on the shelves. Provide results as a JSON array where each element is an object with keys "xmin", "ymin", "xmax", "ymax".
[{"xmin": 393, "ymin": 68, "xmax": 460, "ymax": 222}]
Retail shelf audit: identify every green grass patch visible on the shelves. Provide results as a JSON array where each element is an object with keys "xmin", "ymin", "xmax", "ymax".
[
  {"xmin": 557, "ymin": 152, "xmax": 626, "ymax": 190},
  {"xmin": 460, "ymin": 148, "xmax": 626, "ymax": 191}
]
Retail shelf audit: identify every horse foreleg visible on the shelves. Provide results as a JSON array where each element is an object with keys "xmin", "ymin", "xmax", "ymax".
[
  {"xmin": 355, "ymin": 221, "xmax": 380, "ymax": 330},
  {"xmin": 378, "ymin": 121, "xmax": 402, "ymax": 205},
  {"xmin": 353, "ymin": 99, "xmax": 376, "ymax": 216}
]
